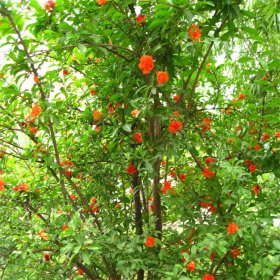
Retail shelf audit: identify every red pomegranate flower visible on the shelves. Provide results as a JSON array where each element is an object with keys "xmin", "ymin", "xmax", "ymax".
[
  {"xmin": 44, "ymin": 254, "xmax": 50, "ymax": 262},
  {"xmin": 14, "ymin": 183, "xmax": 28, "ymax": 192},
  {"xmin": 62, "ymin": 224, "xmax": 69, "ymax": 231},
  {"xmin": 97, "ymin": 0, "xmax": 107, "ymax": 6},
  {"xmin": 262, "ymin": 132, "xmax": 269, "ymax": 141},
  {"xmin": 210, "ymin": 251, "xmax": 217, "ymax": 261},
  {"xmin": 34, "ymin": 76, "xmax": 40, "ymax": 83},
  {"xmin": 188, "ymin": 24, "xmax": 202, "ymax": 42},
  {"xmin": 205, "ymin": 157, "xmax": 216, "ymax": 165},
  {"xmin": 145, "ymin": 236, "xmax": 155, "ymax": 248},
  {"xmin": 160, "ymin": 180, "xmax": 174, "ymax": 195},
  {"xmin": 136, "ymin": 15, "xmax": 147, "ymax": 26},
  {"xmin": 0, "ymin": 178, "xmax": 5, "ymax": 192},
  {"xmin": 133, "ymin": 132, "xmax": 142, "ymax": 143},
  {"xmin": 169, "ymin": 120, "xmax": 182, "ymax": 134},
  {"xmin": 252, "ymin": 185, "xmax": 261, "ymax": 195},
  {"xmin": 248, "ymin": 164, "xmax": 257, "ymax": 173},
  {"xmin": 43, "ymin": 0, "xmax": 55, "ymax": 11},
  {"xmin": 186, "ymin": 261, "xmax": 196, "ymax": 272},
  {"xmin": 30, "ymin": 127, "xmax": 38, "ymax": 134},
  {"xmin": 244, "ymin": 159, "xmax": 252, "ymax": 165},
  {"xmin": 93, "ymin": 110, "xmax": 103, "ymax": 121},
  {"xmin": 138, "ymin": 55, "xmax": 154, "ymax": 74},
  {"xmin": 127, "ymin": 164, "xmax": 137, "ymax": 174},
  {"xmin": 63, "ymin": 69, "xmax": 69, "ymax": 75},
  {"xmin": 230, "ymin": 248, "xmax": 241, "ymax": 258},
  {"xmin": 202, "ymin": 274, "xmax": 215, "ymax": 280},
  {"xmin": 227, "ymin": 223, "xmax": 239, "ymax": 234},
  {"xmin": 239, "ymin": 93, "xmax": 246, "ymax": 99},
  {"xmin": 77, "ymin": 268, "xmax": 85, "ymax": 275},
  {"xmin": 179, "ymin": 174, "xmax": 186, "ymax": 181},
  {"xmin": 30, "ymin": 103, "xmax": 42, "ymax": 118},
  {"xmin": 254, "ymin": 144, "xmax": 261, "ymax": 150},
  {"xmin": 202, "ymin": 168, "xmax": 215, "ymax": 178},
  {"xmin": 156, "ymin": 71, "xmax": 169, "ymax": 85}
]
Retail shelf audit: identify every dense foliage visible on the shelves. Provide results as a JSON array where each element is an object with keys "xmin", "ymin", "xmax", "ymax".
[{"xmin": 0, "ymin": 0, "xmax": 279, "ymax": 279}]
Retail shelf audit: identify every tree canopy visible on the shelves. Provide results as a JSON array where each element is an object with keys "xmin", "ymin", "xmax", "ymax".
[{"xmin": 0, "ymin": 0, "xmax": 279, "ymax": 279}]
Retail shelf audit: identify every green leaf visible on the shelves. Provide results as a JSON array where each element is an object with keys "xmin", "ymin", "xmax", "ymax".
[
  {"xmin": 122, "ymin": 124, "xmax": 131, "ymax": 132},
  {"xmin": 272, "ymin": 240, "xmax": 280, "ymax": 250},
  {"xmin": 82, "ymin": 251, "xmax": 91, "ymax": 265}
]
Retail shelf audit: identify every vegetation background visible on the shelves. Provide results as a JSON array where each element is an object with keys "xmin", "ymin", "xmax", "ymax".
[{"xmin": 0, "ymin": 0, "xmax": 279, "ymax": 279}]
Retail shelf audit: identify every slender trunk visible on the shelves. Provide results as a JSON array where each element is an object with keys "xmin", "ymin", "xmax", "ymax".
[
  {"xmin": 132, "ymin": 171, "xmax": 144, "ymax": 280},
  {"xmin": 153, "ymin": 158, "xmax": 162, "ymax": 238}
]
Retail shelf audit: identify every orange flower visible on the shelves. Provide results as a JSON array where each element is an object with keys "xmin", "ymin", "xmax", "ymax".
[
  {"xmin": 252, "ymin": 185, "xmax": 261, "ymax": 195},
  {"xmin": 248, "ymin": 164, "xmax": 257, "ymax": 173},
  {"xmin": 30, "ymin": 103, "xmax": 42, "ymax": 118},
  {"xmin": 97, "ymin": 0, "xmax": 107, "ymax": 6},
  {"xmin": 179, "ymin": 174, "xmax": 186, "ymax": 181},
  {"xmin": 145, "ymin": 236, "xmax": 155, "ymax": 248},
  {"xmin": 60, "ymin": 160, "xmax": 73, "ymax": 167},
  {"xmin": 160, "ymin": 180, "xmax": 174, "ymax": 195},
  {"xmin": 136, "ymin": 15, "xmax": 147, "ymax": 26},
  {"xmin": 43, "ymin": 0, "xmax": 55, "ymax": 11},
  {"xmin": 230, "ymin": 248, "xmax": 241, "ymax": 258},
  {"xmin": 205, "ymin": 157, "xmax": 216, "ymax": 165},
  {"xmin": 77, "ymin": 268, "xmax": 85, "ymax": 275},
  {"xmin": 107, "ymin": 103, "xmax": 115, "ymax": 113},
  {"xmin": 169, "ymin": 120, "xmax": 182, "ymax": 134},
  {"xmin": 0, "ymin": 178, "xmax": 5, "ymax": 192},
  {"xmin": 127, "ymin": 164, "xmax": 137, "ymax": 174},
  {"xmin": 202, "ymin": 168, "xmax": 215, "ymax": 178},
  {"xmin": 65, "ymin": 170, "xmax": 72, "ymax": 177},
  {"xmin": 62, "ymin": 224, "xmax": 69, "ymax": 231},
  {"xmin": 95, "ymin": 126, "xmax": 102, "ymax": 133},
  {"xmin": 244, "ymin": 159, "xmax": 252, "ymax": 165},
  {"xmin": 30, "ymin": 127, "xmax": 38, "ymax": 134},
  {"xmin": 90, "ymin": 88, "xmax": 96, "ymax": 95},
  {"xmin": 275, "ymin": 131, "xmax": 280, "ymax": 138},
  {"xmin": 38, "ymin": 229, "xmax": 48, "ymax": 240},
  {"xmin": 173, "ymin": 95, "xmax": 180, "ymax": 102},
  {"xmin": 131, "ymin": 109, "xmax": 141, "ymax": 118},
  {"xmin": 173, "ymin": 111, "xmax": 181, "ymax": 117},
  {"xmin": 34, "ymin": 76, "xmax": 40, "ymax": 83},
  {"xmin": 227, "ymin": 223, "xmax": 239, "ymax": 234},
  {"xmin": 133, "ymin": 132, "xmax": 142, "ymax": 143},
  {"xmin": 170, "ymin": 170, "xmax": 176, "ymax": 177},
  {"xmin": 262, "ymin": 132, "xmax": 270, "ymax": 141},
  {"xmin": 44, "ymin": 254, "xmax": 50, "ymax": 262},
  {"xmin": 90, "ymin": 203, "xmax": 99, "ymax": 213},
  {"xmin": 13, "ymin": 183, "xmax": 28, "ymax": 191},
  {"xmin": 93, "ymin": 110, "xmax": 103, "ymax": 121},
  {"xmin": 203, "ymin": 274, "xmax": 215, "ymax": 280},
  {"xmin": 239, "ymin": 93, "xmax": 246, "ymax": 99},
  {"xmin": 62, "ymin": 69, "xmax": 69, "ymax": 75},
  {"xmin": 156, "ymin": 71, "xmax": 169, "ymax": 84},
  {"xmin": 254, "ymin": 144, "xmax": 261, "ymax": 150},
  {"xmin": 210, "ymin": 251, "xmax": 217, "ymax": 261},
  {"xmin": 186, "ymin": 261, "xmax": 196, "ymax": 272},
  {"xmin": 188, "ymin": 24, "xmax": 202, "ymax": 42},
  {"xmin": 138, "ymin": 55, "xmax": 154, "ymax": 74},
  {"xmin": 202, "ymin": 118, "xmax": 211, "ymax": 132}
]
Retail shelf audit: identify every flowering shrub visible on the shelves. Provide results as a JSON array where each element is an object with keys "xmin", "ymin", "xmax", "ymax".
[{"xmin": 0, "ymin": 1, "xmax": 279, "ymax": 280}]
